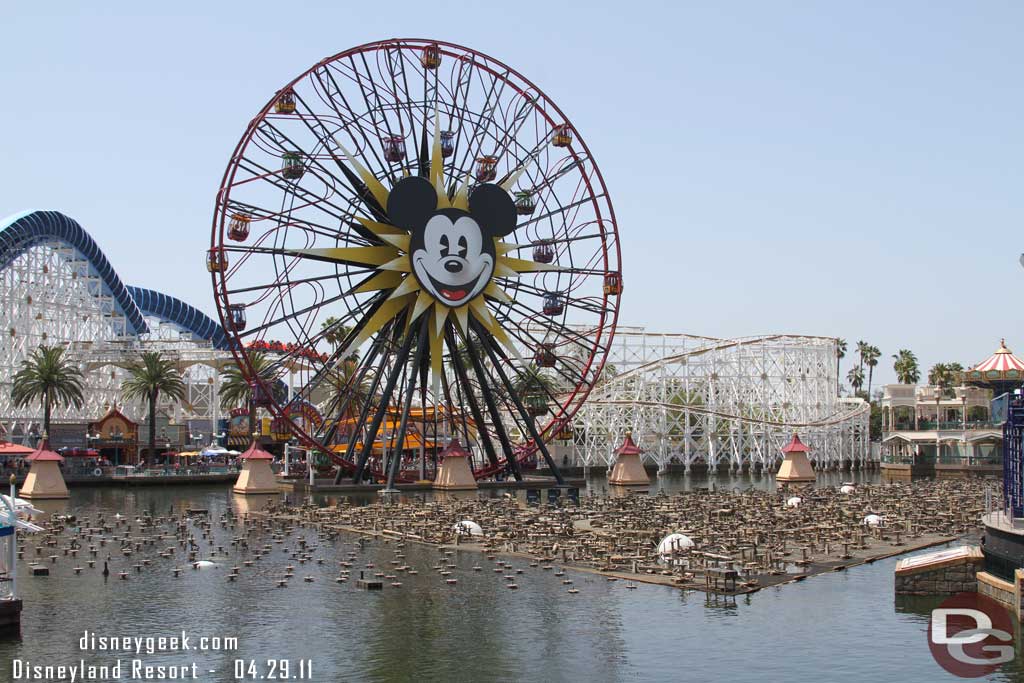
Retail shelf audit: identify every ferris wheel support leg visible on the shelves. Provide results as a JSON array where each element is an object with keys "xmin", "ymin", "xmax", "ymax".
[
  {"xmin": 473, "ymin": 320, "xmax": 566, "ymax": 487},
  {"xmin": 460, "ymin": 327, "xmax": 523, "ymax": 482},
  {"xmin": 353, "ymin": 322, "xmax": 417, "ymax": 484},
  {"xmin": 385, "ymin": 321, "xmax": 429, "ymax": 490},
  {"xmin": 324, "ymin": 329, "xmax": 386, "ymax": 446},
  {"xmin": 445, "ymin": 329, "xmax": 501, "ymax": 472},
  {"xmin": 333, "ymin": 333, "xmax": 391, "ymax": 484}
]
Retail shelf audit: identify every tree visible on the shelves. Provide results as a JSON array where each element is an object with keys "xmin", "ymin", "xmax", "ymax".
[
  {"xmin": 847, "ymin": 366, "xmax": 865, "ymax": 396},
  {"xmin": 510, "ymin": 366, "xmax": 555, "ymax": 409},
  {"xmin": 892, "ymin": 349, "xmax": 921, "ymax": 384},
  {"xmin": 863, "ymin": 345, "xmax": 881, "ymax": 399},
  {"xmin": 929, "ymin": 362, "xmax": 964, "ymax": 397},
  {"xmin": 321, "ymin": 317, "xmax": 357, "ymax": 361},
  {"xmin": 327, "ymin": 359, "xmax": 374, "ymax": 425},
  {"xmin": 869, "ymin": 402, "xmax": 883, "ymax": 441},
  {"xmin": 219, "ymin": 352, "xmax": 279, "ymax": 437},
  {"xmin": 835, "ymin": 338, "xmax": 847, "ymax": 395},
  {"xmin": 11, "ymin": 344, "xmax": 85, "ymax": 439},
  {"xmin": 121, "ymin": 352, "xmax": 186, "ymax": 466},
  {"xmin": 856, "ymin": 340, "xmax": 870, "ymax": 377}
]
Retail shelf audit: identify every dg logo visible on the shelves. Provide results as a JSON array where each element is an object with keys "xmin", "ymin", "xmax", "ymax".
[{"xmin": 929, "ymin": 592, "xmax": 1015, "ymax": 677}]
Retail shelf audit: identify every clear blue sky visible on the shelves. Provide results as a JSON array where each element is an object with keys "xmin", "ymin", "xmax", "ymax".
[{"xmin": 2, "ymin": 1, "xmax": 1021, "ymax": 388}]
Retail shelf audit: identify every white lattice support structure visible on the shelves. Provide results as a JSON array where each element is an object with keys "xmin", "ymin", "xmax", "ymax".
[
  {"xmin": 0, "ymin": 241, "xmax": 130, "ymax": 437},
  {"xmin": 574, "ymin": 330, "xmax": 870, "ymax": 473},
  {"xmin": 0, "ymin": 211, "xmax": 231, "ymax": 442},
  {"xmin": 73, "ymin": 336, "xmax": 231, "ymax": 429}
]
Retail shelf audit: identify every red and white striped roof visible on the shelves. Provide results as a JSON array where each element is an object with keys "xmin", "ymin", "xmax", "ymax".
[{"xmin": 972, "ymin": 339, "xmax": 1024, "ymax": 373}]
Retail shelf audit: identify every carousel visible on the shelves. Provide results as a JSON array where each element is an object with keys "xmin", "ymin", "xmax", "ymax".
[{"xmin": 964, "ymin": 339, "xmax": 1024, "ymax": 398}]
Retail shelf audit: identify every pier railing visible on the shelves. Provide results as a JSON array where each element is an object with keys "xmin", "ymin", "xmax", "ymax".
[
  {"xmin": 881, "ymin": 452, "xmax": 1001, "ymax": 466},
  {"xmin": 892, "ymin": 420, "xmax": 1000, "ymax": 431}
]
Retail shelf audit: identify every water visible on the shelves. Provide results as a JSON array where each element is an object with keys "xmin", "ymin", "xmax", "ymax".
[{"xmin": 0, "ymin": 481, "xmax": 1020, "ymax": 682}]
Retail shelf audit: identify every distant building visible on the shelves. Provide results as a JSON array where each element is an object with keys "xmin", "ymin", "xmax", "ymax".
[{"xmin": 880, "ymin": 340, "xmax": 1024, "ymax": 476}]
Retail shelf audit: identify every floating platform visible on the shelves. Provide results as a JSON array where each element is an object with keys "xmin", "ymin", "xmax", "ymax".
[
  {"xmin": 0, "ymin": 599, "xmax": 22, "ymax": 631},
  {"xmin": 286, "ymin": 477, "xmax": 585, "ymax": 493}
]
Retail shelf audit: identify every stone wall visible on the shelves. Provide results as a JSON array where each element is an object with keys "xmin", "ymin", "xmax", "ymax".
[
  {"xmin": 977, "ymin": 569, "xmax": 1024, "ymax": 620},
  {"xmin": 896, "ymin": 563, "xmax": 981, "ymax": 595},
  {"xmin": 894, "ymin": 546, "xmax": 984, "ymax": 596}
]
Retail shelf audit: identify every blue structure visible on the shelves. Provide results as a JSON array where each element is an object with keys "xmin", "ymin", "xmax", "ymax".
[
  {"xmin": 128, "ymin": 286, "xmax": 227, "ymax": 350},
  {"xmin": 1003, "ymin": 397, "xmax": 1024, "ymax": 517},
  {"xmin": 0, "ymin": 210, "xmax": 226, "ymax": 349}
]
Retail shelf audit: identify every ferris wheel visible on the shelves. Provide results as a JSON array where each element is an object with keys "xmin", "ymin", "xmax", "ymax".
[{"xmin": 209, "ymin": 38, "xmax": 621, "ymax": 485}]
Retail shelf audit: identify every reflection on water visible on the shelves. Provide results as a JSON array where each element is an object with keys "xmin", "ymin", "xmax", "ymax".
[{"xmin": 0, "ymin": 477, "xmax": 1013, "ymax": 682}]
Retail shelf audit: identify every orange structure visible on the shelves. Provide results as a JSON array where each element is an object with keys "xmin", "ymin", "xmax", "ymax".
[
  {"xmin": 776, "ymin": 432, "xmax": 816, "ymax": 484},
  {"xmin": 21, "ymin": 439, "xmax": 69, "ymax": 500},
  {"xmin": 608, "ymin": 432, "xmax": 650, "ymax": 486},
  {"xmin": 433, "ymin": 438, "xmax": 477, "ymax": 490},
  {"xmin": 232, "ymin": 440, "xmax": 279, "ymax": 495}
]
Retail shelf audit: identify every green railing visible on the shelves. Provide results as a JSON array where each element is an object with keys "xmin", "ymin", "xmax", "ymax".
[
  {"xmin": 882, "ymin": 453, "xmax": 1001, "ymax": 466},
  {"xmin": 889, "ymin": 420, "xmax": 1000, "ymax": 432}
]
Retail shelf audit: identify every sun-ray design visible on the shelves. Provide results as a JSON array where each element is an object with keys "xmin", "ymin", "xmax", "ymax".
[{"xmin": 296, "ymin": 117, "xmax": 556, "ymax": 377}]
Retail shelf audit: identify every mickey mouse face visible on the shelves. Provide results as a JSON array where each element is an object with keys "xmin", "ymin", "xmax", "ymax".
[{"xmin": 388, "ymin": 176, "xmax": 516, "ymax": 308}]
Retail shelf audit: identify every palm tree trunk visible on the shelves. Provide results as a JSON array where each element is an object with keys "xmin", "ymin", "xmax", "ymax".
[
  {"xmin": 248, "ymin": 402, "xmax": 257, "ymax": 440},
  {"xmin": 148, "ymin": 390, "xmax": 157, "ymax": 468},
  {"xmin": 835, "ymin": 358, "xmax": 840, "ymax": 395},
  {"xmin": 867, "ymin": 368, "xmax": 874, "ymax": 400},
  {"xmin": 43, "ymin": 387, "xmax": 51, "ymax": 441}
]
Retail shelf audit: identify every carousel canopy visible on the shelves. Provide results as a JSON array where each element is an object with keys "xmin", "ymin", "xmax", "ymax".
[{"xmin": 964, "ymin": 339, "xmax": 1024, "ymax": 384}]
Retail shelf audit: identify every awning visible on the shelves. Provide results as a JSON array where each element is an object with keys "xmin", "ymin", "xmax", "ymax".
[
  {"xmin": 58, "ymin": 447, "xmax": 100, "ymax": 457},
  {"xmin": 965, "ymin": 433, "xmax": 1002, "ymax": 442},
  {"xmin": 884, "ymin": 431, "xmax": 1001, "ymax": 444},
  {"xmin": 331, "ymin": 432, "xmax": 439, "ymax": 456},
  {"xmin": 883, "ymin": 433, "xmax": 936, "ymax": 443}
]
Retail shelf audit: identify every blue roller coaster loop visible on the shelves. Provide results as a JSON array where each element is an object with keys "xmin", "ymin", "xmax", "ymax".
[{"xmin": 0, "ymin": 210, "xmax": 226, "ymax": 349}]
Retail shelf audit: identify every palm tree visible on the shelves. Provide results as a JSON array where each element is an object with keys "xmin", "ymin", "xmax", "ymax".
[
  {"xmin": 11, "ymin": 344, "xmax": 85, "ymax": 440},
  {"xmin": 856, "ymin": 340, "xmax": 869, "ymax": 378},
  {"xmin": 510, "ymin": 366, "xmax": 555, "ymax": 416},
  {"xmin": 596, "ymin": 362, "xmax": 619, "ymax": 386},
  {"xmin": 892, "ymin": 349, "xmax": 921, "ymax": 384},
  {"xmin": 454, "ymin": 337, "xmax": 485, "ymax": 374},
  {"xmin": 846, "ymin": 366, "xmax": 865, "ymax": 396},
  {"xmin": 121, "ymin": 352, "xmax": 186, "ymax": 466},
  {"xmin": 835, "ymin": 338, "xmax": 847, "ymax": 395},
  {"xmin": 327, "ymin": 359, "xmax": 374, "ymax": 424},
  {"xmin": 219, "ymin": 352, "xmax": 278, "ymax": 437},
  {"xmin": 928, "ymin": 362, "xmax": 964, "ymax": 397},
  {"xmin": 321, "ymin": 317, "xmax": 357, "ymax": 361},
  {"xmin": 863, "ymin": 345, "xmax": 880, "ymax": 399}
]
